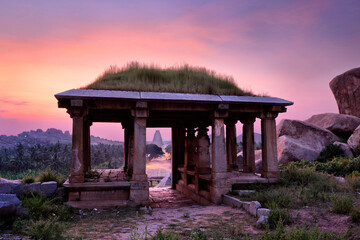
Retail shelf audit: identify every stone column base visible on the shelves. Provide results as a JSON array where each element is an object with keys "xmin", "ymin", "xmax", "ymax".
[
  {"xmin": 69, "ymin": 175, "xmax": 84, "ymax": 183},
  {"xmin": 261, "ymin": 171, "xmax": 279, "ymax": 178},
  {"xmin": 129, "ymin": 180, "xmax": 149, "ymax": 206}
]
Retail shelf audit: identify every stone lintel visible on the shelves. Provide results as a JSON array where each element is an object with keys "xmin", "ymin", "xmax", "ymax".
[{"xmin": 71, "ymin": 99, "xmax": 83, "ymax": 107}]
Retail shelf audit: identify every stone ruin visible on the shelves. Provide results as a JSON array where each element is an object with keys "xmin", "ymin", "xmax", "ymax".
[{"xmin": 55, "ymin": 89, "xmax": 292, "ymax": 207}]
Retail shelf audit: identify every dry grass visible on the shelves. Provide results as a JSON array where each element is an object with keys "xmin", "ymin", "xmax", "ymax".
[{"xmin": 84, "ymin": 62, "xmax": 253, "ymax": 96}]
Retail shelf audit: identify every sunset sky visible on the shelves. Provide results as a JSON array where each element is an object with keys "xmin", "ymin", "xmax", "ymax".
[{"xmin": 1, "ymin": 0, "xmax": 360, "ymax": 141}]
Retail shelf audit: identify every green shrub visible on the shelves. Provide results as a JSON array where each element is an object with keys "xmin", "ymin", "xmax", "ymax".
[
  {"xmin": 267, "ymin": 206, "xmax": 292, "ymax": 229},
  {"xmin": 316, "ymin": 144, "xmax": 345, "ymax": 163},
  {"xmin": 332, "ymin": 195, "xmax": 354, "ymax": 214},
  {"xmin": 36, "ymin": 167, "xmax": 64, "ymax": 186},
  {"xmin": 346, "ymin": 171, "xmax": 360, "ymax": 191},
  {"xmin": 21, "ymin": 175, "xmax": 35, "ymax": 184},
  {"xmin": 151, "ymin": 228, "xmax": 180, "ymax": 240},
  {"xmin": 281, "ymin": 163, "xmax": 320, "ymax": 186},
  {"xmin": 260, "ymin": 224, "xmax": 345, "ymax": 240},
  {"xmin": 255, "ymin": 188, "xmax": 292, "ymax": 209},
  {"xmin": 21, "ymin": 195, "xmax": 73, "ymax": 221},
  {"xmin": 189, "ymin": 228, "xmax": 208, "ymax": 240},
  {"xmin": 28, "ymin": 218, "xmax": 65, "ymax": 240},
  {"xmin": 316, "ymin": 157, "xmax": 360, "ymax": 176},
  {"xmin": 351, "ymin": 209, "xmax": 360, "ymax": 223}
]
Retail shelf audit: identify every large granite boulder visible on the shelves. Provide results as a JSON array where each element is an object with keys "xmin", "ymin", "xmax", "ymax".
[
  {"xmin": 329, "ymin": 67, "xmax": 360, "ymax": 117},
  {"xmin": 347, "ymin": 125, "xmax": 360, "ymax": 152},
  {"xmin": 277, "ymin": 119, "xmax": 339, "ymax": 164},
  {"xmin": 305, "ymin": 113, "xmax": 360, "ymax": 139}
]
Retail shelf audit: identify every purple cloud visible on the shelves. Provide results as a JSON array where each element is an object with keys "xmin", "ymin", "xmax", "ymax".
[{"xmin": 0, "ymin": 98, "xmax": 28, "ymax": 106}]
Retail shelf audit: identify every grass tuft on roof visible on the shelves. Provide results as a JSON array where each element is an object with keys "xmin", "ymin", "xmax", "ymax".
[{"xmin": 84, "ymin": 62, "xmax": 253, "ymax": 96}]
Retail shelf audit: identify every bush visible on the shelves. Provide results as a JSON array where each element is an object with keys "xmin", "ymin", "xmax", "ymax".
[
  {"xmin": 332, "ymin": 195, "xmax": 354, "ymax": 214},
  {"xmin": 21, "ymin": 195, "xmax": 73, "ymax": 221},
  {"xmin": 267, "ymin": 206, "xmax": 292, "ymax": 229},
  {"xmin": 316, "ymin": 144, "xmax": 345, "ymax": 163},
  {"xmin": 316, "ymin": 157, "xmax": 360, "ymax": 176},
  {"xmin": 255, "ymin": 188, "xmax": 292, "ymax": 209},
  {"xmin": 28, "ymin": 218, "xmax": 65, "ymax": 240},
  {"xmin": 151, "ymin": 228, "xmax": 180, "ymax": 240},
  {"xmin": 346, "ymin": 171, "xmax": 360, "ymax": 191},
  {"xmin": 189, "ymin": 228, "xmax": 208, "ymax": 240},
  {"xmin": 21, "ymin": 175, "xmax": 35, "ymax": 184},
  {"xmin": 36, "ymin": 167, "xmax": 64, "ymax": 186},
  {"xmin": 260, "ymin": 224, "xmax": 345, "ymax": 240},
  {"xmin": 351, "ymin": 209, "xmax": 360, "ymax": 223}
]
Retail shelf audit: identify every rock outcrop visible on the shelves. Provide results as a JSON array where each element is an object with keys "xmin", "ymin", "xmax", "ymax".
[
  {"xmin": 329, "ymin": 67, "xmax": 360, "ymax": 117},
  {"xmin": 347, "ymin": 125, "xmax": 360, "ymax": 153},
  {"xmin": 277, "ymin": 119, "xmax": 339, "ymax": 164},
  {"xmin": 305, "ymin": 113, "xmax": 360, "ymax": 139}
]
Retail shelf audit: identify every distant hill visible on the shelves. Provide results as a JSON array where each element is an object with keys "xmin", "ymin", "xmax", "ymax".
[
  {"xmin": 236, "ymin": 133, "xmax": 262, "ymax": 146},
  {"xmin": 0, "ymin": 128, "xmax": 122, "ymax": 148}
]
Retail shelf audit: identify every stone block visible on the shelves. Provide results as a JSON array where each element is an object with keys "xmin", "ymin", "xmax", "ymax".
[
  {"xmin": 41, "ymin": 181, "xmax": 57, "ymax": 197},
  {"xmin": 222, "ymin": 195, "xmax": 243, "ymax": 208},
  {"xmin": 249, "ymin": 201, "xmax": 261, "ymax": 216},
  {"xmin": 25, "ymin": 182, "xmax": 41, "ymax": 194},
  {"xmin": 242, "ymin": 201, "xmax": 251, "ymax": 212},
  {"xmin": 236, "ymin": 190, "xmax": 255, "ymax": 196},
  {"xmin": 257, "ymin": 208, "xmax": 270, "ymax": 217},
  {"xmin": 0, "ymin": 194, "xmax": 22, "ymax": 206},
  {"xmin": 256, "ymin": 215, "xmax": 268, "ymax": 228}
]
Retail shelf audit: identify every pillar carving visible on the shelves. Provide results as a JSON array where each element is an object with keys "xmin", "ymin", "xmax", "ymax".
[
  {"xmin": 67, "ymin": 106, "xmax": 88, "ymax": 183},
  {"xmin": 240, "ymin": 117, "xmax": 256, "ymax": 173},
  {"xmin": 225, "ymin": 119, "xmax": 237, "ymax": 171},
  {"xmin": 260, "ymin": 112, "xmax": 279, "ymax": 178}
]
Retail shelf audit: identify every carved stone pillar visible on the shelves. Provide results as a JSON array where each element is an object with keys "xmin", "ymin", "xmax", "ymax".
[
  {"xmin": 240, "ymin": 117, "xmax": 256, "ymax": 173},
  {"xmin": 196, "ymin": 126, "xmax": 211, "ymax": 174},
  {"xmin": 67, "ymin": 100, "xmax": 88, "ymax": 183},
  {"xmin": 260, "ymin": 112, "xmax": 279, "ymax": 178},
  {"xmin": 129, "ymin": 101, "xmax": 149, "ymax": 205},
  {"xmin": 225, "ymin": 119, "xmax": 237, "ymax": 171},
  {"xmin": 210, "ymin": 107, "xmax": 231, "ymax": 203}
]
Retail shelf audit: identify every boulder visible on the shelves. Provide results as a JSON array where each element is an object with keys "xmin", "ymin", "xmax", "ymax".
[
  {"xmin": 249, "ymin": 201, "xmax": 261, "ymax": 216},
  {"xmin": 305, "ymin": 113, "xmax": 360, "ymax": 139},
  {"xmin": 0, "ymin": 194, "xmax": 23, "ymax": 216},
  {"xmin": 0, "ymin": 201, "xmax": 17, "ymax": 215},
  {"xmin": 277, "ymin": 119, "xmax": 339, "ymax": 163},
  {"xmin": 40, "ymin": 181, "xmax": 57, "ymax": 197},
  {"xmin": 329, "ymin": 67, "xmax": 360, "ymax": 117},
  {"xmin": 333, "ymin": 141, "xmax": 354, "ymax": 157},
  {"xmin": 347, "ymin": 125, "xmax": 360, "ymax": 152}
]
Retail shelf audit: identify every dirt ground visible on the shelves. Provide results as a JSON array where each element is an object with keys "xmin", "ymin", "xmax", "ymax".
[{"xmin": 66, "ymin": 204, "xmax": 259, "ymax": 239}]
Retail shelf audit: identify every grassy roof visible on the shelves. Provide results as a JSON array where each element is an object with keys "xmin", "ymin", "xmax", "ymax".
[{"xmin": 84, "ymin": 62, "xmax": 253, "ymax": 96}]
